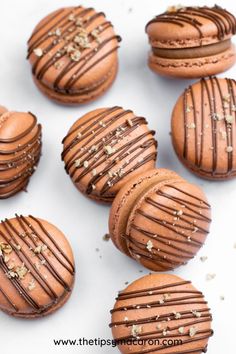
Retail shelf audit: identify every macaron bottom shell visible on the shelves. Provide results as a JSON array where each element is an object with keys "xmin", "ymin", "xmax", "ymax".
[
  {"xmin": 148, "ymin": 44, "xmax": 236, "ymax": 79},
  {"xmin": 32, "ymin": 62, "xmax": 118, "ymax": 105},
  {"xmin": 1, "ymin": 280, "xmax": 74, "ymax": 319},
  {"xmin": 172, "ymin": 141, "xmax": 236, "ymax": 181}
]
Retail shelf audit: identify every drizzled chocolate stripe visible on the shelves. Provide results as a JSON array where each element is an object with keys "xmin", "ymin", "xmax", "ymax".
[
  {"xmin": 64, "ymin": 109, "xmax": 133, "ymax": 170},
  {"xmin": 146, "ymin": 5, "xmax": 236, "ymax": 41},
  {"xmin": 0, "ymin": 112, "xmax": 42, "ymax": 198},
  {"xmin": 183, "ymin": 77, "xmax": 236, "ymax": 177},
  {"xmin": 62, "ymin": 107, "xmax": 157, "ymax": 198},
  {"xmin": 2, "ymin": 219, "xmax": 58, "ymax": 300},
  {"xmin": 28, "ymin": 7, "xmax": 91, "ymax": 56},
  {"xmin": 33, "ymin": 11, "xmax": 106, "ymax": 79},
  {"xmin": 0, "ymin": 215, "xmax": 74, "ymax": 315},
  {"xmin": 110, "ymin": 278, "xmax": 212, "ymax": 354},
  {"xmin": 131, "ymin": 225, "xmax": 197, "ymax": 256},
  {"xmin": 118, "ymin": 281, "xmax": 191, "ymax": 298},
  {"xmin": 111, "ymin": 308, "xmax": 210, "ymax": 326},
  {"xmin": 0, "ymin": 256, "xmax": 40, "ymax": 310},
  {"xmin": 0, "ymin": 284, "xmax": 18, "ymax": 311},
  {"xmin": 114, "ymin": 319, "xmax": 212, "ymax": 341},
  {"xmin": 127, "ymin": 235, "xmax": 189, "ymax": 267},
  {"xmin": 28, "ymin": 6, "xmax": 121, "ymax": 95},
  {"xmin": 214, "ymin": 76, "xmax": 234, "ymax": 173},
  {"xmin": 125, "ymin": 182, "xmax": 210, "ymax": 269}
]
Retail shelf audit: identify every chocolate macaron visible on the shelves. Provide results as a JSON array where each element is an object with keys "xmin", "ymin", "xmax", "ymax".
[
  {"xmin": 62, "ymin": 107, "xmax": 157, "ymax": 202},
  {"xmin": 110, "ymin": 273, "xmax": 213, "ymax": 354},
  {"xmin": 171, "ymin": 77, "xmax": 236, "ymax": 179},
  {"xmin": 0, "ymin": 215, "xmax": 75, "ymax": 318},
  {"xmin": 27, "ymin": 6, "xmax": 121, "ymax": 105},
  {"xmin": 109, "ymin": 169, "xmax": 211, "ymax": 271},
  {"xmin": 0, "ymin": 109, "xmax": 42, "ymax": 199},
  {"xmin": 146, "ymin": 5, "xmax": 236, "ymax": 78}
]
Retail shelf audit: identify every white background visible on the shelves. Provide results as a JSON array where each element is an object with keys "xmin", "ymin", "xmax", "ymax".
[{"xmin": 0, "ymin": 0, "xmax": 235, "ymax": 353}]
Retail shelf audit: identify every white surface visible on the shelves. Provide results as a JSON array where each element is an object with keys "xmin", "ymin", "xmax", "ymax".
[{"xmin": 0, "ymin": 0, "xmax": 236, "ymax": 353}]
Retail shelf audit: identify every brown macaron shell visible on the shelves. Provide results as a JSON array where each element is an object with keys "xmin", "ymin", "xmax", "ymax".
[
  {"xmin": 0, "ymin": 111, "xmax": 42, "ymax": 199},
  {"xmin": 110, "ymin": 273, "xmax": 213, "ymax": 354},
  {"xmin": 0, "ymin": 215, "xmax": 75, "ymax": 318},
  {"xmin": 62, "ymin": 107, "xmax": 157, "ymax": 203},
  {"xmin": 146, "ymin": 5, "xmax": 236, "ymax": 78},
  {"xmin": 27, "ymin": 6, "xmax": 121, "ymax": 105},
  {"xmin": 171, "ymin": 77, "xmax": 236, "ymax": 179},
  {"xmin": 109, "ymin": 169, "xmax": 211, "ymax": 271}
]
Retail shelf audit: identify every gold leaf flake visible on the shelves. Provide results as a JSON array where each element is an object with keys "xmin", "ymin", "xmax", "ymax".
[
  {"xmin": 28, "ymin": 279, "xmax": 36, "ymax": 291},
  {"xmin": 131, "ymin": 325, "xmax": 142, "ymax": 337},
  {"xmin": 104, "ymin": 145, "xmax": 116, "ymax": 155},
  {"xmin": 186, "ymin": 122, "xmax": 196, "ymax": 129},
  {"xmin": 71, "ymin": 50, "xmax": 81, "ymax": 62},
  {"xmin": 146, "ymin": 240, "xmax": 153, "ymax": 252},
  {"xmin": 75, "ymin": 159, "xmax": 81, "ymax": 167},
  {"xmin": 192, "ymin": 310, "xmax": 201, "ymax": 318},
  {"xmin": 189, "ymin": 326, "xmax": 197, "ymax": 337},
  {"xmin": 33, "ymin": 48, "xmax": 43, "ymax": 57},
  {"xmin": 226, "ymin": 146, "xmax": 233, "ymax": 153},
  {"xmin": 225, "ymin": 115, "xmax": 234, "ymax": 124}
]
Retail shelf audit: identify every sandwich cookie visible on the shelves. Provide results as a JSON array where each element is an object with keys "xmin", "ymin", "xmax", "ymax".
[
  {"xmin": 146, "ymin": 5, "xmax": 236, "ymax": 78},
  {"xmin": 62, "ymin": 107, "xmax": 157, "ymax": 202},
  {"xmin": 110, "ymin": 273, "xmax": 213, "ymax": 354},
  {"xmin": 27, "ymin": 5, "xmax": 121, "ymax": 104},
  {"xmin": 0, "ymin": 215, "xmax": 75, "ymax": 318},
  {"xmin": 109, "ymin": 169, "xmax": 211, "ymax": 271}
]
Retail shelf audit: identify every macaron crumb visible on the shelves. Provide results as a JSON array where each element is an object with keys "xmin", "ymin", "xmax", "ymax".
[
  {"xmin": 103, "ymin": 234, "xmax": 110, "ymax": 241},
  {"xmin": 206, "ymin": 273, "xmax": 216, "ymax": 281},
  {"xmin": 200, "ymin": 256, "xmax": 208, "ymax": 262}
]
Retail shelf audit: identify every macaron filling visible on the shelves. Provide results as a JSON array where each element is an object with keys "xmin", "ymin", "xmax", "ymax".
[{"xmin": 152, "ymin": 39, "xmax": 232, "ymax": 59}]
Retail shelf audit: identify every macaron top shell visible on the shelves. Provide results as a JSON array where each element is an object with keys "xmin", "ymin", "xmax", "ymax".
[
  {"xmin": 109, "ymin": 169, "xmax": 211, "ymax": 271},
  {"xmin": 171, "ymin": 77, "xmax": 236, "ymax": 179},
  {"xmin": 110, "ymin": 273, "xmax": 213, "ymax": 354},
  {"xmin": 62, "ymin": 107, "xmax": 157, "ymax": 202},
  {"xmin": 0, "ymin": 215, "xmax": 75, "ymax": 318},
  {"xmin": 27, "ymin": 6, "xmax": 121, "ymax": 94},
  {"xmin": 146, "ymin": 5, "xmax": 236, "ymax": 49}
]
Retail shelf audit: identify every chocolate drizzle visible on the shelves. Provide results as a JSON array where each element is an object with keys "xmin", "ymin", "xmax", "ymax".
[
  {"xmin": 0, "ymin": 215, "xmax": 75, "ymax": 316},
  {"xmin": 182, "ymin": 77, "xmax": 236, "ymax": 177},
  {"xmin": 0, "ymin": 112, "xmax": 42, "ymax": 198},
  {"xmin": 146, "ymin": 5, "xmax": 236, "ymax": 41},
  {"xmin": 110, "ymin": 277, "xmax": 213, "ymax": 354},
  {"xmin": 27, "ymin": 6, "xmax": 121, "ymax": 95},
  {"xmin": 125, "ymin": 181, "xmax": 211, "ymax": 271},
  {"xmin": 62, "ymin": 107, "xmax": 157, "ymax": 201}
]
